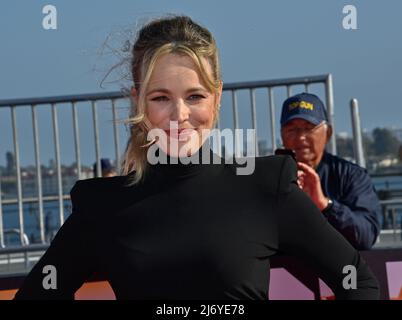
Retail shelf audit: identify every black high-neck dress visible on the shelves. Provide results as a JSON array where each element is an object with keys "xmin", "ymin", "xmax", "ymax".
[{"xmin": 14, "ymin": 147, "xmax": 379, "ymax": 300}]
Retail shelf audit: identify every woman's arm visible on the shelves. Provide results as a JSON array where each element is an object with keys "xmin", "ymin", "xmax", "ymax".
[
  {"xmin": 276, "ymin": 157, "xmax": 380, "ymax": 300},
  {"xmin": 14, "ymin": 181, "xmax": 97, "ymax": 300}
]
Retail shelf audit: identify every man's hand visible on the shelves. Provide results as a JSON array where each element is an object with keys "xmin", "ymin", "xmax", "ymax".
[{"xmin": 297, "ymin": 162, "xmax": 329, "ymax": 211}]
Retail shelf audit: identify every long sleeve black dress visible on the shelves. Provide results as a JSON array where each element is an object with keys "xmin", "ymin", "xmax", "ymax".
[{"xmin": 14, "ymin": 147, "xmax": 380, "ymax": 300}]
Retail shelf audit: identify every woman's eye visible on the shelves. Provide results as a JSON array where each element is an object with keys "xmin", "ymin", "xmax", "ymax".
[
  {"xmin": 188, "ymin": 94, "xmax": 206, "ymax": 101},
  {"xmin": 151, "ymin": 96, "xmax": 169, "ymax": 102}
]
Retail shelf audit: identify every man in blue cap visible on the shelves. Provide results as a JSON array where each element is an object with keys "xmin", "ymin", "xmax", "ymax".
[
  {"xmin": 93, "ymin": 158, "xmax": 117, "ymax": 177},
  {"xmin": 280, "ymin": 92, "xmax": 381, "ymax": 250}
]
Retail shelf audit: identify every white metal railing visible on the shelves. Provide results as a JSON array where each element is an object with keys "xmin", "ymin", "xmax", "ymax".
[{"xmin": 0, "ymin": 74, "xmax": 336, "ymax": 250}]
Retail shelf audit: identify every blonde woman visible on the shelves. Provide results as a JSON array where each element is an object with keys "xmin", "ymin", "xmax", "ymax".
[{"xmin": 15, "ymin": 15, "xmax": 379, "ymax": 300}]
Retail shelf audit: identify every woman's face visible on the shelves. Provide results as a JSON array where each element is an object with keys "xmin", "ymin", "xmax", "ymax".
[{"xmin": 134, "ymin": 53, "xmax": 221, "ymax": 158}]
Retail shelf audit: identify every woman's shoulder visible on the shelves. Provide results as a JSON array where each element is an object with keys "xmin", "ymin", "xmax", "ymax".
[
  {"xmin": 71, "ymin": 175, "xmax": 128, "ymax": 195},
  {"xmin": 69, "ymin": 175, "xmax": 134, "ymax": 216}
]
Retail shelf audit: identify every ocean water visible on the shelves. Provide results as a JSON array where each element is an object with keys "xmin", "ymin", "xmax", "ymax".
[
  {"xmin": 371, "ymin": 175, "xmax": 402, "ymax": 190},
  {"xmin": 1, "ymin": 200, "xmax": 72, "ymax": 246}
]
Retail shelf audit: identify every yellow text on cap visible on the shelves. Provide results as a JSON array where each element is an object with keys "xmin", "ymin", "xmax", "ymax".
[{"xmin": 288, "ymin": 101, "xmax": 314, "ymax": 111}]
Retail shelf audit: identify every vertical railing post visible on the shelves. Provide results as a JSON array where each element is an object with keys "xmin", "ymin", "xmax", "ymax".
[
  {"xmin": 250, "ymin": 89, "xmax": 259, "ymax": 156},
  {"xmin": 325, "ymin": 74, "xmax": 337, "ymax": 155},
  {"xmin": 92, "ymin": 100, "xmax": 102, "ymax": 178},
  {"xmin": 11, "ymin": 106, "xmax": 25, "ymax": 245},
  {"xmin": 350, "ymin": 99, "xmax": 366, "ymax": 168},
  {"xmin": 214, "ymin": 111, "xmax": 222, "ymax": 157},
  {"xmin": 286, "ymin": 85, "xmax": 292, "ymax": 98},
  {"xmin": 111, "ymin": 99, "xmax": 121, "ymax": 174},
  {"xmin": 231, "ymin": 90, "xmax": 241, "ymax": 157},
  {"xmin": 268, "ymin": 87, "xmax": 276, "ymax": 153},
  {"xmin": 392, "ymin": 208, "xmax": 397, "ymax": 241},
  {"xmin": 32, "ymin": 104, "xmax": 45, "ymax": 243},
  {"xmin": 0, "ymin": 177, "xmax": 4, "ymax": 248},
  {"xmin": 52, "ymin": 103, "xmax": 64, "ymax": 226},
  {"xmin": 72, "ymin": 102, "xmax": 82, "ymax": 180}
]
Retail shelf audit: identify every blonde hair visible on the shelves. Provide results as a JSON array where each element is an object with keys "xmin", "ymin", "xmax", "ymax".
[{"xmin": 120, "ymin": 15, "xmax": 222, "ymax": 186}]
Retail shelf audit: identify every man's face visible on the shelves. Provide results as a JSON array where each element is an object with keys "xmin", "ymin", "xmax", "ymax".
[{"xmin": 281, "ymin": 118, "xmax": 332, "ymax": 168}]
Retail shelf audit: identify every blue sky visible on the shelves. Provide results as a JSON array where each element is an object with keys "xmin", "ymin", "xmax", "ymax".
[{"xmin": 0, "ymin": 0, "xmax": 401, "ymax": 167}]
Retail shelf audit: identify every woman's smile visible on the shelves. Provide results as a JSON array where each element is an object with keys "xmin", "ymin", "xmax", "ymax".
[{"xmin": 163, "ymin": 128, "xmax": 197, "ymax": 141}]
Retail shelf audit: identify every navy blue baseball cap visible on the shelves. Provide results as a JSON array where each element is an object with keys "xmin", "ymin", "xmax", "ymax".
[
  {"xmin": 280, "ymin": 92, "xmax": 328, "ymax": 126},
  {"xmin": 93, "ymin": 158, "xmax": 114, "ymax": 172}
]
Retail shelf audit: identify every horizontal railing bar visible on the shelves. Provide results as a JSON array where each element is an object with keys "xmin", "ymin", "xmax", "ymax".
[
  {"xmin": 379, "ymin": 229, "xmax": 402, "ymax": 235},
  {"xmin": 0, "ymin": 91, "xmax": 127, "ymax": 107},
  {"xmin": 222, "ymin": 75, "xmax": 329, "ymax": 90},
  {"xmin": 0, "ymin": 244, "xmax": 49, "ymax": 255},
  {"xmin": 380, "ymin": 199, "xmax": 402, "ymax": 206},
  {"xmin": 370, "ymin": 172, "xmax": 402, "ymax": 178},
  {"xmin": 2, "ymin": 195, "xmax": 71, "ymax": 206},
  {"xmin": 0, "ymin": 75, "xmax": 330, "ymax": 107}
]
